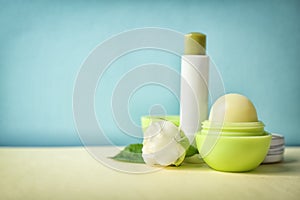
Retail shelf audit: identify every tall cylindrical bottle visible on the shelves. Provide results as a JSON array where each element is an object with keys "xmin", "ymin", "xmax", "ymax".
[{"xmin": 180, "ymin": 32, "xmax": 209, "ymax": 145}]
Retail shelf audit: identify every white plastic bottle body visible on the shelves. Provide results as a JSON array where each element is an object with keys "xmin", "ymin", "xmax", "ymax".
[{"xmin": 180, "ymin": 55, "xmax": 209, "ymax": 144}]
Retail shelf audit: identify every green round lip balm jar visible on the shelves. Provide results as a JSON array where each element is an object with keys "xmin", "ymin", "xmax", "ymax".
[
  {"xmin": 196, "ymin": 93, "xmax": 272, "ymax": 172},
  {"xmin": 196, "ymin": 133, "xmax": 271, "ymax": 172}
]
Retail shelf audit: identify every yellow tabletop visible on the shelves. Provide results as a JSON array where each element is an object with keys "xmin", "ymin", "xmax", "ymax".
[{"xmin": 1, "ymin": 146, "xmax": 299, "ymax": 200}]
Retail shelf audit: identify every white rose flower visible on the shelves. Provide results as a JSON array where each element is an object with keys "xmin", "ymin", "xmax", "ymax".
[{"xmin": 142, "ymin": 120, "xmax": 190, "ymax": 166}]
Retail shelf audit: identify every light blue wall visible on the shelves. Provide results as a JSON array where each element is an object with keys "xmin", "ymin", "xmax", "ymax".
[{"xmin": 0, "ymin": 0, "xmax": 299, "ymax": 146}]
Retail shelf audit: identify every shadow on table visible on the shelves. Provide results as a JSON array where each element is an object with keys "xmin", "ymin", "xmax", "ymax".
[
  {"xmin": 165, "ymin": 157, "xmax": 300, "ymax": 176},
  {"xmin": 248, "ymin": 157, "xmax": 300, "ymax": 176}
]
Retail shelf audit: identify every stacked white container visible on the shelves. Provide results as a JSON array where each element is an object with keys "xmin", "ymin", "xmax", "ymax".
[{"xmin": 263, "ymin": 134, "xmax": 285, "ymax": 163}]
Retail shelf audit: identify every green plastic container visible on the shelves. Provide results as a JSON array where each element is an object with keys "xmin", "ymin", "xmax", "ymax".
[
  {"xmin": 196, "ymin": 133, "xmax": 271, "ymax": 172},
  {"xmin": 141, "ymin": 115, "xmax": 180, "ymax": 131}
]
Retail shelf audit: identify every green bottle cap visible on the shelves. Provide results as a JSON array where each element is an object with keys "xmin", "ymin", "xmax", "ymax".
[{"xmin": 184, "ymin": 32, "xmax": 206, "ymax": 55}]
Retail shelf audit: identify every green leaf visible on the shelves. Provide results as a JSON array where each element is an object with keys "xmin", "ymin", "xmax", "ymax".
[
  {"xmin": 185, "ymin": 145, "xmax": 199, "ymax": 157},
  {"xmin": 111, "ymin": 143, "xmax": 145, "ymax": 164}
]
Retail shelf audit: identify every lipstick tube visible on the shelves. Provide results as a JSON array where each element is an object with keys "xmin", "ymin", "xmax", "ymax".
[{"xmin": 180, "ymin": 32, "xmax": 209, "ymax": 145}]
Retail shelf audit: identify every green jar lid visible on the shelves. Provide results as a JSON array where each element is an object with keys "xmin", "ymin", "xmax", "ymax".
[{"xmin": 184, "ymin": 32, "xmax": 206, "ymax": 55}]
